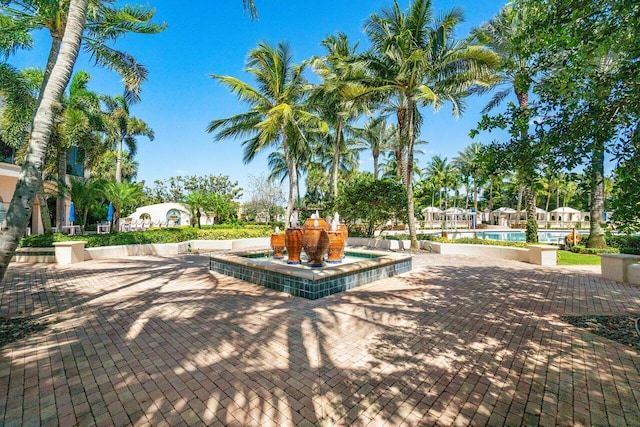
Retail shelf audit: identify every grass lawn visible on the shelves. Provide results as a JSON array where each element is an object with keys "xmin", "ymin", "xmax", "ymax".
[{"xmin": 557, "ymin": 250, "xmax": 602, "ymax": 265}]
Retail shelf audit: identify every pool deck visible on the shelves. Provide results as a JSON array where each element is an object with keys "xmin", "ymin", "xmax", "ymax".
[{"xmin": 1, "ymin": 252, "xmax": 639, "ymax": 426}]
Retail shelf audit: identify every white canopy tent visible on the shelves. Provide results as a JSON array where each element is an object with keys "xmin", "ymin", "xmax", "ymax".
[
  {"xmin": 517, "ymin": 207, "xmax": 549, "ymax": 222},
  {"xmin": 550, "ymin": 207, "xmax": 581, "ymax": 226},
  {"xmin": 444, "ymin": 207, "xmax": 476, "ymax": 230},
  {"xmin": 491, "ymin": 207, "xmax": 518, "ymax": 226},
  {"xmin": 421, "ymin": 206, "xmax": 443, "ymax": 228}
]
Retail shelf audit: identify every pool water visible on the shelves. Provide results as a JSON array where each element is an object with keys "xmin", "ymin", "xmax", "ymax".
[{"xmin": 477, "ymin": 231, "xmax": 584, "ymax": 244}]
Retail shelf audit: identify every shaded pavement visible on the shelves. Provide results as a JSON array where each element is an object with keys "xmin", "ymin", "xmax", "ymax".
[{"xmin": 0, "ymin": 252, "xmax": 639, "ymax": 426}]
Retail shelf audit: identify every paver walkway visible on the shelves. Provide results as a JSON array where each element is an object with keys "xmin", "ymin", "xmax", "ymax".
[{"xmin": 1, "ymin": 253, "xmax": 639, "ymax": 426}]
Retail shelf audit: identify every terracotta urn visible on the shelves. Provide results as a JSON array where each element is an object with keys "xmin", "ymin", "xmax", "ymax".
[
  {"xmin": 338, "ymin": 223, "xmax": 348, "ymax": 258},
  {"xmin": 270, "ymin": 233, "xmax": 286, "ymax": 259},
  {"xmin": 326, "ymin": 231, "xmax": 344, "ymax": 263},
  {"xmin": 302, "ymin": 217, "xmax": 329, "ymax": 231},
  {"xmin": 302, "ymin": 227, "xmax": 330, "ymax": 267},
  {"xmin": 285, "ymin": 227, "xmax": 303, "ymax": 264}
]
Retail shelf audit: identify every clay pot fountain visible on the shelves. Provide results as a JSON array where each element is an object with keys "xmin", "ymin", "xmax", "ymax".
[
  {"xmin": 302, "ymin": 222, "xmax": 329, "ymax": 267},
  {"xmin": 270, "ymin": 227, "xmax": 285, "ymax": 259},
  {"xmin": 326, "ymin": 230, "xmax": 344, "ymax": 263},
  {"xmin": 285, "ymin": 227, "xmax": 303, "ymax": 264}
]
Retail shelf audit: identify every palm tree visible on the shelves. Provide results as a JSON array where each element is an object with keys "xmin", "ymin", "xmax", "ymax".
[
  {"xmin": 472, "ymin": 5, "xmax": 538, "ymax": 240},
  {"xmin": 51, "ymin": 70, "xmax": 104, "ymax": 229},
  {"xmin": 63, "ymin": 176, "xmax": 103, "ymax": 231},
  {"xmin": 1, "ymin": 1, "xmax": 166, "ymax": 105},
  {"xmin": 364, "ymin": 0, "xmax": 498, "ymax": 248},
  {"xmin": 0, "ymin": 64, "xmax": 55, "ymax": 233},
  {"xmin": 102, "ymin": 95, "xmax": 154, "ymax": 183},
  {"xmin": 308, "ymin": 32, "xmax": 367, "ymax": 198},
  {"xmin": 101, "ymin": 181, "xmax": 142, "ymax": 231},
  {"xmin": 453, "ymin": 142, "xmax": 485, "ymax": 211},
  {"xmin": 208, "ymin": 41, "xmax": 325, "ymax": 223},
  {"xmin": 352, "ymin": 117, "xmax": 395, "ymax": 179},
  {"xmin": 0, "ymin": 0, "xmax": 89, "ymax": 280}
]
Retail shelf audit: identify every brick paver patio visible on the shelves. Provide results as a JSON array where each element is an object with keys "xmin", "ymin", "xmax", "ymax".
[{"xmin": 0, "ymin": 253, "xmax": 639, "ymax": 426}]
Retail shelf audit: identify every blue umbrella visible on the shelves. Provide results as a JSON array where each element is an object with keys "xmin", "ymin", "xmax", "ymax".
[
  {"xmin": 107, "ymin": 202, "xmax": 114, "ymax": 221},
  {"xmin": 69, "ymin": 202, "xmax": 75, "ymax": 224}
]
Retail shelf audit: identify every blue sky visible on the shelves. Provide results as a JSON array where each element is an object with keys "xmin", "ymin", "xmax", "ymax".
[{"xmin": 12, "ymin": 0, "xmax": 510, "ymax": 200}]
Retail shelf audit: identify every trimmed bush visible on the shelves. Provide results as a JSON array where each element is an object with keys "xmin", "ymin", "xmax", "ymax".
[
  {"xmin": 570, "ymin": 245, "xmax": 620, "ymax": 255},
  {"xmin": 20, "ymin": 225, "xmax": 273, "ymax": 248}
]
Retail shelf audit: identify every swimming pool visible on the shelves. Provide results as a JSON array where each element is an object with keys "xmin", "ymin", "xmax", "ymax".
[{"xmin": 476, "ymin": 230, "xmax": 584, "ymax": 244}]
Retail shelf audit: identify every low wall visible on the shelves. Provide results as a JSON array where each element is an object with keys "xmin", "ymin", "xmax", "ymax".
[
  {"xmin": 84, "ymin": 238, "xmax": 272, "ymax": 260},
  {"xmin": 12, "ymin": 247, "xmax": 56, "ymax": 263},
  {"xmin": 347, "ymin": 237, "xmax": 557, "ymax": 266},
  {"xmin": 600, "ymin": 254, "xmax": 640, "ymax": 283},
  {"xmin": 627, "ymin": 264, "xmax": 640, "ymax": 285}
]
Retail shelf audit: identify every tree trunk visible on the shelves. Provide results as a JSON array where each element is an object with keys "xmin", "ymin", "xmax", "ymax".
[
  {"xmin": 331, "ymin": 121, "xmax": 343, "ymax": 198},
  {"xmin": 587, "ymin": 139, "xmax": 606, "ymax": 248},
  {"xmin": 525, "ymin": 185, "xmax": 538, "ymax": 243},
  {"xmin": 37, "ymin": 178, "xmax": 53, "ymax": 234},
  {"xmin": 115, "ymin": 138, "xmax": 123, "ymax": 183},
  {"xmin": 373, "ymin": 153, "xmax": 379, "ymax": 180},
  {"xmin": 56, "ymin": 146, "xmax": 67, "ymax": 229},
  {"xmin": 405, "ymin": 99, "xmax": 419, "ymax": 250},
  {"xmin": 473, "ymin": 171, "xmax": 479, "ymax": 213},
  {"xmin": 0, "ymin": 0, "xmax": 89, "ymax": 281},
  {"xmin": 516, "ymin": 185, "xmax": 523, "ymax": 225},
  {"xmin": 396, "ymin": 106, "xmax": 408, "ymax": 182},
  {"xmin": 282, "ymin": 130, "xmax": 298, "ymax": 224}
]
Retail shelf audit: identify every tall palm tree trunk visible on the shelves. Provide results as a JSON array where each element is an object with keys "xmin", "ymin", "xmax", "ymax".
[
  {"xmin": 405, "ymin": 99, "xmax": 419, "ymax": 250},
  {"xmin": 587, "ymin": 139, "xmax": 606, "ymax": 248},
  {"xmin": 373, "ymin": 153, "xmax": 379, "ymax": 180},
  {"xmin": 36, "ymin": 179, "xmax": 53, "ymax": 234},
  {"xmin": 282, "ymin": 131, "xmax": 297, "ymax": 224},
  {"xmin": 0, "ymin": 0, "xmax": 89, "ymax": 281},
  {"xmin": 115, "ymin": 138, "xmax": 123, "ymax": 183},
  {"xmin": 57, "ymin": 147, "xmax": 67, "ymax": 229},
  {"xmin": 331, "ymin": 121, "xmax": 343, "ymax": 198}
]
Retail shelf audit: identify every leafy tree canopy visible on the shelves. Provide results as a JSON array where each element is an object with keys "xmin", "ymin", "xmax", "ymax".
[
  {"xmin": 144, "ymin": 174, "xmax": 242, "ymax": 204},
  {"xmin": 333, "ymin": 172, "xmax": 407, "ymax": 237}
]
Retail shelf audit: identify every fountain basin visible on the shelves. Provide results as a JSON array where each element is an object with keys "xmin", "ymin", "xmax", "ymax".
[{"xmin": 209, "ymin": 249, "xmax": 412, "ymax": 299}]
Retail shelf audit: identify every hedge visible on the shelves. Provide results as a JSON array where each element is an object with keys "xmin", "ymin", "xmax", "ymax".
[{"xmin": 19, "ymin": 225, "xmax": 273, "ymax": 248}]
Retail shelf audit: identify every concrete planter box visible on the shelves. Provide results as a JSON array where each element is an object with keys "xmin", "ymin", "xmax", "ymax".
[
  {"xmin": 85, "ymin": 242, "xmax": 183, "ymax": 260},
  {"xmin": 627, "ymin": 264, "xmax": 640, "ymax": 285},
  {"xmin": 347, "ymin": 237, "xmax": 557, "ymax": 265},
  {"xmin": 53, "ymin": 241, "xmax": 87, "ymax": 265},
  {"xmin": 12, "ymin": 247, "xmax": 56, "ymax": 263},
  {"xmin": 600, "ymin": 253, "xmax": 640, "ymax": 283}
]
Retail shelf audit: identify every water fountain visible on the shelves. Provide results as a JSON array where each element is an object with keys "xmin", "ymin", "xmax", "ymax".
[{"xmin": 209, "ymin": 210, "xmax": 412, "ymax": 299}]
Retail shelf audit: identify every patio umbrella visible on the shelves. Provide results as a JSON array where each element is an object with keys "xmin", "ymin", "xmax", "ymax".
[
  {"xmin": 69, "ymin": 202, "xmax": 75, "ymax": 224},
  {"xmin": 107, "ymin": 202, "xmax": 114, "ymax": 222}
]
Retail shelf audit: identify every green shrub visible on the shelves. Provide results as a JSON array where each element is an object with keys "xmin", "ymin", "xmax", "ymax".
[
  {"xmin": 605, "ymin": 235, "xmax": 640, "ymax": 251},
  {"xmin": 570, "ymin": 245, "xmax": 620, "ymax": 255},
  {"xmin": 620, "ymin": 247, "xmax": 640, "ymax": 255},
  {"xmin": 20, "ymin": 225, "xmax": 273, "ymax": 248}
]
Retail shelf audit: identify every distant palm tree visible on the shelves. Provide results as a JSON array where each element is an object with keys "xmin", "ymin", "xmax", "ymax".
[
  {"xmin": 364, "ymin": 0, "xmax": 498, "ymax": 248},
  {"xmin": 102, "ymin": 95, "xmax": 154, "ymax": 183},
  {"xmin": 101, "ymin": 181, "xmax": 143, "ymax": 231},
  {"xmin": 453, "ymin": 142, "xmax": 485, "ymax": 211},
  {"xmin": 352, "ymin": 117, "xmax": 395, "ymax": 180},
  {"xmin": 472, "ymin": 5, "xmax": 538, "ymax": 240},
  {"xmin": 308, "ymin": 32, "xmax": 367, "ymax": 198},
  {"xmin": 63, "ymin": 176, "xmax": 103, "ymax": 231},
  {"xmin": 208, "ymin": 42, "xmax": 325, "ymax": 223},
  {"xmin": 424, "ymin": 156, "xmax": 458, "ymax": 209},
  {"xmin": 51, "ymin": 71, "xmax": 104, "ymax": 228}
]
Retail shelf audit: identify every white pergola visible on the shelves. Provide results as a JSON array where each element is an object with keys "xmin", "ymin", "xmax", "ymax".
[
  {"xmin": 421, "ymin": 206, "xmax": 443, "ymax": 228},
  {"xmin": 491, "ymin": 207, "xmax": 518, "ymax": 226},
  {"xmin": 549, "ymin": 207, "xmax": 581, "ymax": 226},
  {"xmin": 444, "ymin": 207, "xmax": 476, "ymax": 230}
]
